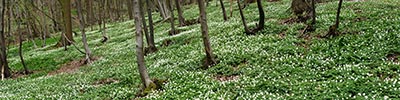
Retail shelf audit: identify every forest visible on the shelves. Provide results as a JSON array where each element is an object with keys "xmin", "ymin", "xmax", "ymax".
[{"xmin": 1, "ymin": 0, "xmax": 400, "ymax": 99}]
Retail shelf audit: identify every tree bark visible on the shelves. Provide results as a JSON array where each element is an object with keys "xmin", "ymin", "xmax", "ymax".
[
  {"xmin": 256, "ymin": 0, "xmax": 264, "ymax": 30},
  {"xmin": 197, "ymin": 0, "xmax": 217, "ymax": 68},
  {"xmin": 0, "ymin": 0, "xmax": 11, "ymax": 79},
  {"xmin": 334, "ymin": 0, "xmax": 343, "ymax": 28},
  {"xmin": 59, "ymin": 0, "xmax": 74, "ymax": 46},
  {"xmin": 14, "ymin": 7, "xmax": 29, "ymax": 74},
  {"xmin": 219, "ymin": 0, "xmax": 228, "ymax": 21},
  {"xmin": 175, "ymin": 0, "xmax": 185, "ymax": 26},
  {"xmin": 133, "ymin": 0, "xmax": 153, "ymax": 88},
  {"xmin": 127, "ymin": 0, "xmax": 134, "ymax": 19},
  {"xmin": 139, "ymin": 0, "xmax": 150, "ymax": 47},
  {"xmin": 146, "ymin": 0, "xmax": 157, "ymax": 52},
  {"xmin": 77, "ymin": 0, "xmax": 92, "ymax": 64},
  {"xmin": 168, "ymin": 0, "xmax": 176, "ymax": 35},
  {"xmin": 311, "ymin": 0, "xmax": 316, "ymax": 25},
  {"xmin": 237, "ymin": 0, "xmax": 250, "ymax": 33}
]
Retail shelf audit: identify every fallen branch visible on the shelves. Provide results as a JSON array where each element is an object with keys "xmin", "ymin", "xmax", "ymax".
[{"xmin": 62, "ymin": 34, "xmax": 85, "ymax": 55}]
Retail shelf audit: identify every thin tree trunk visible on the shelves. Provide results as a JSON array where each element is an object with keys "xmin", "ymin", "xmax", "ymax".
[
  {"xmin": 175, "ymin": 0, "xmax": 185, "ymax": 26},
  {"xmin": 139, "ymin": 0, "xmax": 150, "ymax": 47},
  {"xmin": 256, "ymin": 0, "xmax": 264, "ymax": 30},
  {"xmin": 219, "ymin": 0, "xmax": 228, "ymax": 21},
  {"xmin": 237, "ymin": 0, "xmax": 250, "ymax": 33},
  {"xmin": 146, "ymin": 0, "xmax": 157, "ymax": 52},
  {"xmin": 126, "ymin": 0, "xmax": 133, "ymax": 19},
  {"xmin": 311, "ymin": 0, "xmax": 316, "ymax": 25},
  {"xmin": 15, "ymin": 8, "xmax": 29, "ymax": 74},
  {"xmin": 230, "ymin": 0, "xmax": 233, "ymax": 17},
  {"xmin": 77, "ymin": 0, "xmax": 92, "ymax": 64},
  {"xmin": 197, "ymin": 0, "xmax": 217, "ymax": 68},
  {"xmin": 334, "ymin": 0, "xmax": 343, "ymax": 28},
  {"xmin": 133, "ymin": 0, "xmax": 153, "ymax": 88},
  {"xmin": 168, "ymin": 0, "xmax": 176, "ymax": 35}
]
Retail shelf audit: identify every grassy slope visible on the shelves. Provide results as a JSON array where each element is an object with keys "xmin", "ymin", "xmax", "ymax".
[{"xmin": 1, "ymin": 0, "xmax": 400, "ymax": 99}]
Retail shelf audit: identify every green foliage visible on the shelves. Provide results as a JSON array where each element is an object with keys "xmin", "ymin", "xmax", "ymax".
[{"xmin": 1, "ymin": 0, "xmax": 400, "ymax": 99}]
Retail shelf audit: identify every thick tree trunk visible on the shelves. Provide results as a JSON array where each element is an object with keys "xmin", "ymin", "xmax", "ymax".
[
  {"xmin": 133, "ymin": 0, "xmax": 153, "ymax": 88},
  {"xmin": 175, "ymin": 0, "xmax": 185, "ymax": 26},
  {"xmin": 197, "ymin": 0, "xmax": 217, "ymax": 68},
  {"xmin": 219, "ymin": 0, "xmax": 228, "ymax": 21},
  {"xmin": 59, "ymin": 0, "xmax": 74, "ymax": 46},
  {"xmin": 77, "ymin": 0, "xmax": 92, "ymax": 64},
  {"xmin": 237, "ymin": 0, "xmax": 250, "ymax": 33},
  {"xmin": 146, "ymin": 0, "xmax": 157, "ymax": 53},
  {"xmin": 0, "ymin": 0, "xmax": 11, "ymax": 79}
]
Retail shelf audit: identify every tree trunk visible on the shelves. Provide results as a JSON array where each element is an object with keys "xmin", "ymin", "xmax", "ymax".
[
  {"xmin": 133, "ymin": 0, "xmax": 154, "ymax": 88},
  {"xmin": 256, "ymin": 0, "xmax": 264, "ymax": 30},
  {"xmin": 14, "ymin": 8, "xmax": 29, "ymax": 74},
  {"xmin": 219, "ymin": 0, "xmax": 228, "ymax": 21},
  {"xmin": 168, "ymin": 0, "xmax": 176, "ymax": 35},
  {"xmin": 86, "ymin": 0, "xmax": 94, "ymax": 30},
  {"xmin": 327, "ymin": 0, "xmax": 343, "ymax": 36},
  {"xmin": 139, "ymin": 0, "xmax": 150, "ymax": 47},
  {"xmin": 99, "ymin": 0, "xmax": 108, "ymax": 43},
  {"xmin": 197, "ymin": 0, "xmax": 217, "ymax": 68},
  {"xmin": 230, "ymin": 0, "xmax": 233, "ymax": 17},
  {"xmin": 334, "ymin": 0, "xmax": 343, "ymax": 29},
  {"xmin": 237, "ymin": 0, "xmax": 250, "ymax": 33},
  {"xmin": 0, "ymin": 0, "xmax": 11, "ymax": 79},
  {"xmin": 146, "ymin": 0, "xmax": 157, "ymax": 53},
  {"xmin": 59, "ymin": 0, "xmax": 74, "ymax": 46},
  {"xmin": 175, "ymin": 0, "xmax": 185, "ymax": 26},
  {"xmin": 311, "ymin": 0, "xmax": 316, "ymax": 25},
  {"xmin": 77, "ymin": 0, "xmax": 92, "ymax": 64},
  {"xmin": 157, "ymin": 0, "xmax": 170, "ymax": 19},
  {"xmin": 127, "ymin": 0, "xmax": 134, "ymax": 19}
]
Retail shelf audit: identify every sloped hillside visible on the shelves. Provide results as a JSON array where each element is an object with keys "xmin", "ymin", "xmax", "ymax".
[{"xmin": 1, "ymin": 0, "xmax": 400, "ymax": 99}]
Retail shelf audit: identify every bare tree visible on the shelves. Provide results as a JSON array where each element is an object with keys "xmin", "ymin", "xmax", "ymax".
[
  {"xmin": 14, "ymin": 3, "xmax": 29, "ymax": 74},
  {"xmin": 146, "ymin": 0, "xmax": 157, "ymax": 53},
  {"xmin": 326, "ymin": 0, "xmax": 343, "ymax": 37},
  {"xmin": 77, "ymin": 0, "xmax": 93, "ymax": 64},
  {"xmin": 168, "ymin": 0, "xmax": 177, "ymax": 35},
  {"xmin": 133, "ymin": 0, "xmax": 154, "ymax": 88},
  {"xmin": 197, "ymin": 0, "xmax": 217, "ymax": 68},
  {"xmin": 219, "ymin": 0, "xmax": 228, "ymax": 21},
  {"xmin": 57, "ymin": 0, "xmax": 74, "ymax": 47},
  {"xmin": 237, "ymin": 0, "xmax": 250, "ymax": 33},
  {"xmin": 175, "ymin": 0, "xmax": 186, "ymax": 26}
]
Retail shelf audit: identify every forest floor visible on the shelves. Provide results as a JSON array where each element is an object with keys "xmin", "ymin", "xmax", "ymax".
[{"xmin": 1, "ymin": 0, "xmax": 400, "ymax": 99}]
